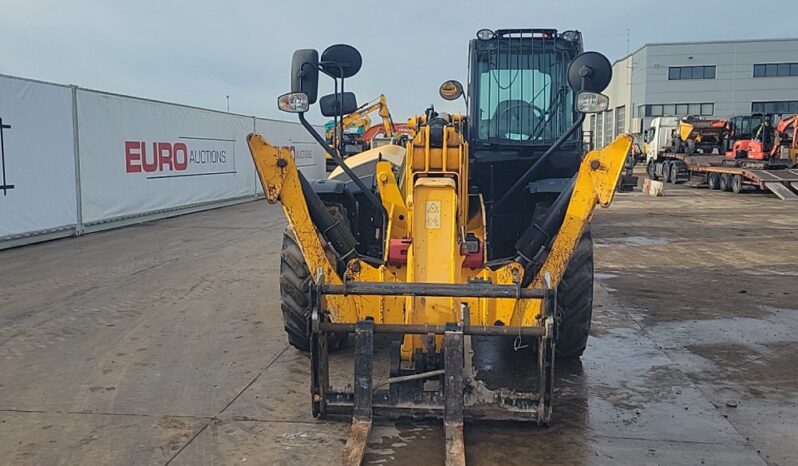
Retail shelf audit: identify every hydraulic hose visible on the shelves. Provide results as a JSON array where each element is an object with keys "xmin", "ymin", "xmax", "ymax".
[
  {"xmin": 514, "ymin": 175, "xmax": 577, "ymax": 287},
  {"xmin": 298, "ymin": 171, "xmax": 358, "ymax": 269}
]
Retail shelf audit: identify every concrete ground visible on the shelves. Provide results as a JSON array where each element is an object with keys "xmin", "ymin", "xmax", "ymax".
[{"xmin": 1, "ymin": 179, "xmax": 797, "ymax": 465}]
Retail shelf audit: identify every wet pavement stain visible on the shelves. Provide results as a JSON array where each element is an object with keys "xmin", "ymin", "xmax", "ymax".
[{"xmin": 2, "ymin": 180, "xmax": 796, "ymax": 465}]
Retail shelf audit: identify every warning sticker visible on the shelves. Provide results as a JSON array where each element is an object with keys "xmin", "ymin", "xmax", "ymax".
[{"xmin": 425, "ymin": 200, "xmax": 441, "ymax": 229}]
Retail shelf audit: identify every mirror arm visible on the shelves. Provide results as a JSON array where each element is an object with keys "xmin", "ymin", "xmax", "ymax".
[
  {"xmin": 491, "ymin": 112, "xmax": 586, "ymax": 213},
  {"xmin": 297, "ymin": 112, "xmax": 388, "ymax": 226}
]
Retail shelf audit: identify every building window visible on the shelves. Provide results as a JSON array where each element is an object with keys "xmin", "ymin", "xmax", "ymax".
[
  {"xmin": 668, "ymin": 65, "xmax": 716, "ymax": 80},
  {"xmin": 753, "ymin": 63, "xmax": 798, "ymax": 77},
  {"xmin": 752, "ymin": 100, "xmax": 798, "ymax": 114},
  {"xmin": 639, "ymin": 103, "xmax": 713, "ymax": 117},
  {"xmin": 589, "ymin": 114, "xmax": 597, "ymax": 148},
  {"xmin": 615, "ymin": 106, "xmax": 625, "ymax": 136},
  {"xmin": 604, "ymin": 109, "xmax": 614, "ymax": 146}
]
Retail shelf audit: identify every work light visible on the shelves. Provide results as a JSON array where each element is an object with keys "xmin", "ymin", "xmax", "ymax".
[
  {"xmin": 278, "ymin": 92, "xmax": 309, "ymax": 113},
  {"xmin": 575, "ymin": 91, "xmax": 610, "ymax": 113},
  {"xmin": 476, "ymin": 29, "xmax": 495, "ymax": 40}
]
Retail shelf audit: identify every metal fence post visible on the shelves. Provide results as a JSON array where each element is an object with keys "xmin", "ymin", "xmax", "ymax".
[{"xmin": 71, "ymin": 85, "xmax": 84, "ymax": 236}]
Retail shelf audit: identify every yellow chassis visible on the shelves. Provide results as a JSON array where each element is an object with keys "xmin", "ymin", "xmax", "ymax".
[{"xmin": 247, "ymin": 131, "xmax": 632, "ymax": 357}]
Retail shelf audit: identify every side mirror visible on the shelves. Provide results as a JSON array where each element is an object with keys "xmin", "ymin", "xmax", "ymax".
[
  {"xmin": 567, "ymin": 51, "xmax": 612, "ymax": 93},
  {"xmin": 320, "ymin": 44, "xmax": 362, "ymax": 79},
  {"xmin": 319, "ymin": 92, "xmax": 358, "ymax": 117},
  {"xmin": 278, "ymin": 92, "xmax": 309, "ymax": 113},
  {"xmin": 291, "ymin": 49, "xmax": 319, "ymax": 104},
  {"xmin": 439, "ymin": 80, "xmax": 464, "ymax": 101}
]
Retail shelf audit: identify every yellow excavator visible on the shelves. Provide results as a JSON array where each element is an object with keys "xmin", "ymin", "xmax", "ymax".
[
  {"xmin": 323, "ymin": 94, "xmax": 396, "ymax": 169},
  {"xmin": 248, "ymin": 28, "xmax": 631, "ymax": 465}
]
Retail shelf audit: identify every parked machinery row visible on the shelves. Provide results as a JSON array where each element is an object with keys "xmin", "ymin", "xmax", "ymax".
[
  {"xmin": 648, "ymin": 113, "xmax": 797, "ymax": 169},
  {"xmin": 644, "ymin": 115, "xmax": 798, "ymax": 199}
]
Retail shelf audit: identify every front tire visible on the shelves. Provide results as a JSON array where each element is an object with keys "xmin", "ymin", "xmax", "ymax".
[
  {"xmin": 280, "ymin": 229, "xmax": 346, "ymax": 351},
  {"xmin": 556, "ymin": 231, "xmax": 594, "ymax": 359},
  {"xmin": 646, "ymin": 161, "xmax": 659, "ymax": 181}
]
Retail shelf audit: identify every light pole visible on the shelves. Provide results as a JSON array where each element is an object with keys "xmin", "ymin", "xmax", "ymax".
[{"xmin": 226, "ymin": 95, "xmax": 230, "ymax": 112}]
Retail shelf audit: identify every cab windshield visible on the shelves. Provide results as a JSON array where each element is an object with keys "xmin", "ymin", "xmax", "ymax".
[{"xmin": 475, "ymin": 43, "xmax": 574, "ymax": 144}]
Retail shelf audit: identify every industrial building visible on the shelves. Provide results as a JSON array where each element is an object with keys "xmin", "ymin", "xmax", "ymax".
[{"xmin": 592, "ymin": 37, "xmax": 798, "ymax": 146}]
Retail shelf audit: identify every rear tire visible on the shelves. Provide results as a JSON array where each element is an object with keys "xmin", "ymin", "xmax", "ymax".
[
  {"xmin": 670, "ymin": 163, "xmax": 679, "ymax": 184},
  {"xmin": 661, "ymin": 162, "xmax": 671, "ymax": 183},
  {"xmin": 556, "ymin": 231, "xmax": 594, "ymax": 359},
  {"xmin": 280, "ymin": 229, "xmax": 346, "ymax": 352},
  {"xmin": 707, "ymin": 172, "xmax": 719, "ymax": 190},
  {"xmin": 731, "ymin": 174, "xmax": 743, "ymax": 194},
  {"xmin": 685, "ymin": 139, "xmax": 696, "ymax": 155},
  {"xmin": 719, "ymin": 173, "xmax": 731, "ymax": 192}
]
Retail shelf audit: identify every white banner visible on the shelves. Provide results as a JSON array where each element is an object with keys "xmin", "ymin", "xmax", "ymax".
[
  {"xmin": 255, "ymin": 118, "xmax": 326, "ymax": 181},
  {"xmin": 1, "ymin": 73, "xmax": 327, "ymax": 246},
  {"xmin": 0, "ymin": 76, "xmax": 77, "ymax": 238},
  {"xmin": 77, "ymin": 90, "xmax": 257, "ymax": 224}
]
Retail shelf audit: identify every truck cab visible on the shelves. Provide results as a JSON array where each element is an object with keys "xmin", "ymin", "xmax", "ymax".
[{"xmin": 644, "ymin": 116, "xmax": 680, "ymax": 163}]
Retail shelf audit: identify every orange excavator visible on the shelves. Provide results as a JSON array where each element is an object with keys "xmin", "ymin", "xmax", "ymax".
[
  {"xmin": 360, "ymin": 121, "xmax": 413, "ymax": 148},
  {"xmin": 772, "ymin": 115, "xmax": 798, "ymax": 167},
  {"xmin": 723, "ymin": 113, "xmax": 778, "ymax": 168}
]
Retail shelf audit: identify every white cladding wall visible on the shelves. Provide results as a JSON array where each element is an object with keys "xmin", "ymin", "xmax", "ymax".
[
  {"xmin": 0, "ymin": 74, "xmax": 325, "ymax": 247},
  {"xmin": 0, "ymin": 76, "xmax": 78, "ymax": 238}
]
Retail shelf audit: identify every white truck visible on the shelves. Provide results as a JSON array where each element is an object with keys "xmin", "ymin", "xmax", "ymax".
[{"xmin": 643, "ymin": 117, "xmax": 682, "ymax": 180}]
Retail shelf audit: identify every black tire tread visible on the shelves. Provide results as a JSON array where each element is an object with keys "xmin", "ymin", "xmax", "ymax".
[
  {"xmin": 556, "ymin": 231, "xmax": 594, "ymax": 358},
  {"xmin": 280, "ymin": 230, "xmax": 314, "ymax": 351}
]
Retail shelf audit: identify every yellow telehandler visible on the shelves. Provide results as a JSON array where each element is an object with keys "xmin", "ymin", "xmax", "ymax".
[{"xmin": 248, "ymin": 28, "xmax": 631, "ymax": 465}]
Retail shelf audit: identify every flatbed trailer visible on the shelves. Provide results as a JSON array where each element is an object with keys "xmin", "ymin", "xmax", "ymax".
[{"xmin": 647, "ymin": 152, "xmax": 798, "ymax": 200}]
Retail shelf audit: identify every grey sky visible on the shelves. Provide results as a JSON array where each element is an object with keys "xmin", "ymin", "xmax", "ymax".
[{"xmin": 1, "ymin": 0, "xmax": 792, "ymax": 124}]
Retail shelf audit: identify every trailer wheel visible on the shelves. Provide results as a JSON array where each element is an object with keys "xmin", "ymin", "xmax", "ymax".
[
  {"xmin": 556, "ymin": 231, "xmax": 594, "ymax": 359},
  {"xmin": 731, "ymin": 174, "xmax": 743, "ymax": 194},
  {"xmin": 280, "ymin": 229, "xmax": 347, "ymax": 352},
  {"xmin": 707, "ymin": 173, "xmax": 719, "ymax": 190},
  {"xmin": 646, "ymin": 161, "xmax": 659, "ymax": 181},
  {"xmin": 661, "ymin": 162, "xmax": 671, "ymax": 183},
  {"xmin": 719, "ymin": 173, "xmax": 731, "ymax": 192}
]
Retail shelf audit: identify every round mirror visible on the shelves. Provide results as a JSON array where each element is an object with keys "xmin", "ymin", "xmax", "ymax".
[
  {"xmin": 439, "ymin": 80, "xmax": 464, "ymax": 101},
  {"xmin": 567, "ymin": 51, "xmax": 612, "ymax": 93},
  {"xmin": 320, "ymin": 44, "xmax": 362, "ymax": 78}
]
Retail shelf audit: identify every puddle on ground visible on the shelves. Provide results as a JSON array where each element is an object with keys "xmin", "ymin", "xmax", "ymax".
[{"xmin": 595, "ymin": 236, "xmax": 671, "ymax": 246}]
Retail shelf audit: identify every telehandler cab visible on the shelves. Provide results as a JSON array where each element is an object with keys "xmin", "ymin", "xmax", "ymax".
[{"xmin": 247, "ymin": 28, "xmax": 631, "ymax": 465}]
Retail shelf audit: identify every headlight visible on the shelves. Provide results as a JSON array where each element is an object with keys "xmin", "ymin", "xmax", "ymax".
[
  {"xmin": 277, "ymin": 92, "xmax": 309, "ymax": 113},
  {"xmin": 575, "ymin": 92, "xmax": 609, "ymax": 113},
  {"xmin": 476, "ymin": 29, "xmax": 495, "ymax": 40}
]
